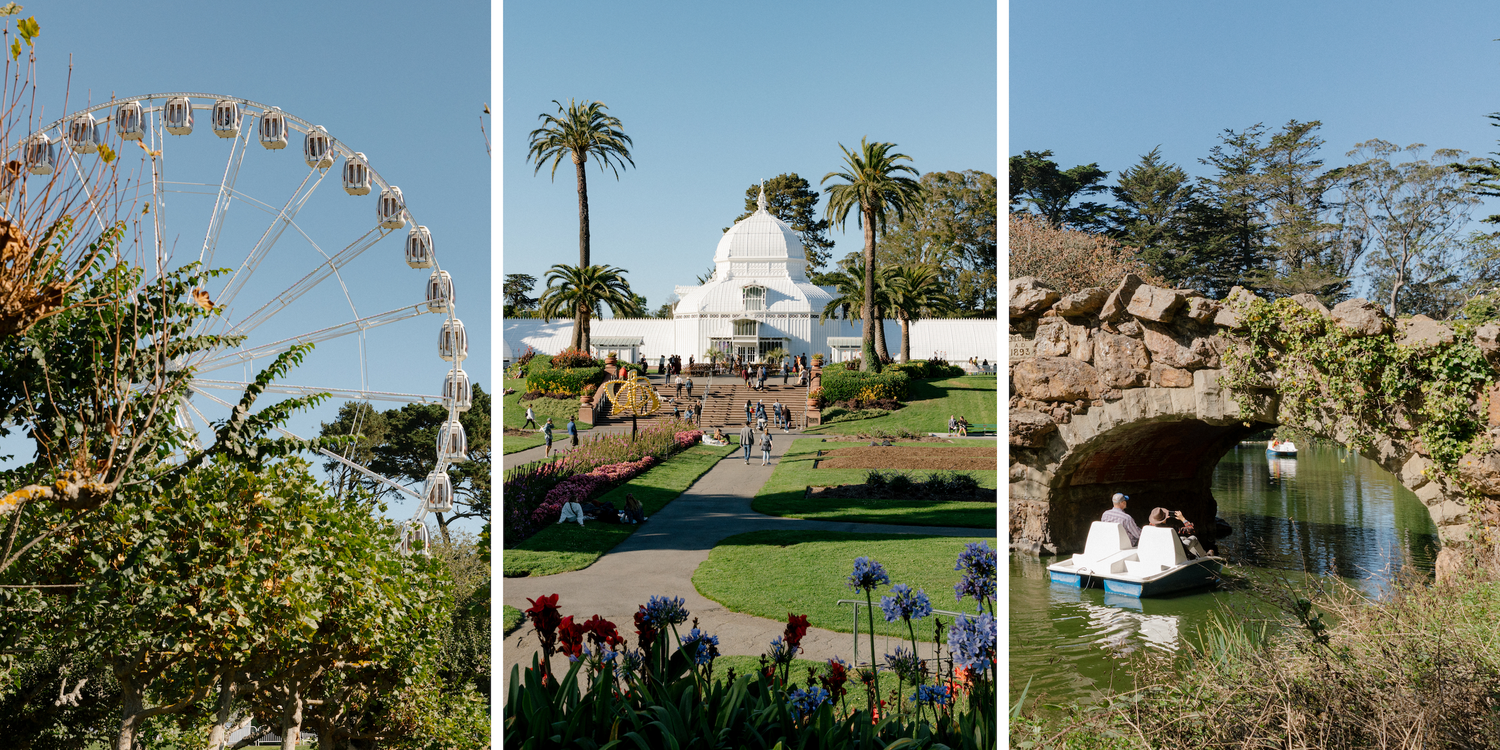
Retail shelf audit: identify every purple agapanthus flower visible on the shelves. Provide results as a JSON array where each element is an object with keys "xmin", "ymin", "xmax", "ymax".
[
  {"xmin": 911, "ymin": 683, "xmax": 951, "ymax": 707},
  {"xmin": 948, "ymin": 613, "xmax": 996, "ymax": 673},
  {"xmin": 847, "ymin": 556, "xmax": 891, "ymax": 592},
  {"xmin": 880, "ymin": 583, "xmax": 933, "ymax": 622},
  {"xmin": 786, "ymin": 685, "xmax": 830, "ymax": 721},
  {"xmin": 884, "ymin": 645, "xmax": 926, "ymax": 683},
  {"xmin": 678, "ymin": 627, "xmax": 720, "ymax": 666},
  {"xmin": 768, "ymin": 636, "xmax": 798, "ymax": 665},
  {"xmin": 641, "ymin": 595, "xmax": 689, "ymax": 629},
  {"xmin": 954, "ymin": 541, "xmax": 997, "ymax": 609}
]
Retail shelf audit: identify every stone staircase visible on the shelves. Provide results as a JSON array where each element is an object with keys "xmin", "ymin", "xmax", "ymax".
[{"xmin": 598, "ymin": 375, "xmax": 811, "ymax": 431}]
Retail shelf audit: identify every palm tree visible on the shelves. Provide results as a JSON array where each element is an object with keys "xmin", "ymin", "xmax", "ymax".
[
  {"xmin": 818, "ymin": 260, "xmax": 896, "ymax": 361},
  {"xmin": 822, "ymin": 138, "xmax": 922, "ymax": 372},
  {"xmin": 537, "ymin": 264, "xmax": 642, "ymax": 354},
  {"xmin": 888, "ymin": 265, "xmax": 956, "ymax": 363},
  {"xmin": 527, "ymin": 99, "xmax": 634, "ymax": 350}
]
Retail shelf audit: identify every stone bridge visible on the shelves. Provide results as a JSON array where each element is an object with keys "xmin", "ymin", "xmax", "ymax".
[{"xmin": 1008, "ymin": 275, "xmax": 1499, "ymax": 561}]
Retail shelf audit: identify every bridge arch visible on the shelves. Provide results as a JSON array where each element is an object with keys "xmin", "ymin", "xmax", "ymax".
[{"xmin": 1009, "ymin": 276, "xmax": 1474, "ymax": 556}]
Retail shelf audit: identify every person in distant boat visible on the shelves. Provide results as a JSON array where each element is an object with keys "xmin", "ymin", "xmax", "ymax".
[
  {"xmin": 1148, "ymin": 507, "xmax": 1211, "ymax": 558},
  {"xmin": 1102, "ymin": 493, "xmax": 1141, "ymax": 547}
]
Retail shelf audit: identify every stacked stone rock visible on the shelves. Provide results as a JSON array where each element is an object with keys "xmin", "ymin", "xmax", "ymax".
[{"xmin": 1008, "ymin": 274, "xmax": 1495, "ymax": 578}]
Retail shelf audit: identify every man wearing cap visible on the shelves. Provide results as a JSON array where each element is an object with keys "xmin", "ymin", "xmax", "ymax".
[{"xmin": 1101, "ymin": 493, "xmax": 1141, "ymax": 547}]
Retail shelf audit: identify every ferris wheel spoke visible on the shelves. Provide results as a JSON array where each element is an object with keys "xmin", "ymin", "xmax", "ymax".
[
  {"xmin": 191, "ymin": 303, "xmax": 432, "ymax": 373},
  {"xmin": 186, "ymin": 385, "xmax": 423, "ymax": 502},
  {"xmin": 226, "ymin": 226, "xmax": 386, "ymax": 337},
  {"xmin": 199, "ymin": 118, "xmax": 253, "ymax": 269},
  {"xmin": 190, "ymin": 379, "xmax": 442, "ymax": 406},
  {"xmin": 64, "ymin": 153, "xmax": 110, "ymax": 236},
  {"xmin": 211, "ymin": 166, "xmax": 329, "ymax": 320}
]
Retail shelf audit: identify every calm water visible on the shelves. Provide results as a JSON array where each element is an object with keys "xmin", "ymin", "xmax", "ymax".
[{"xmin": 1009, "ymin": 441, "xmax": 1440, "ymax": 706}]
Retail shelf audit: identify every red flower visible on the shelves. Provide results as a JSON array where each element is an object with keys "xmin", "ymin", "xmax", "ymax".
[
  {"xmin": 820, "ymin": 659, "xmax": 849, "ymax": 702},
  {"xmin": 634, "ymin": 607, "xmax": 659, "ymax": 650},
  {"xmin": 784, "ymin": 613, "xmax": 810, "ymax": 650},
  {"xmin": 525, "ymin": 594, "xmax": 562, "ymax": 634},
  {"xmin": 581, "ymin": 614, "xmax": 624, "ymax": 649},
  {"xmin": 557, "ymin": 615, "xmax": 585, "ymax": 658}
]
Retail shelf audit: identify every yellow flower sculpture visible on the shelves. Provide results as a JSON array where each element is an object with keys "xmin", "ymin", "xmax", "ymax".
[{"xmin": 601, "ymin": 375, "xmax": 662, "ymax": 417}]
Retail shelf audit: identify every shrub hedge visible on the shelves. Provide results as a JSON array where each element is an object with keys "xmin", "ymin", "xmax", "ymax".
[
  {"xmin": 526, "ymin": 366, "xmax": 606, "ymax": 396},
  {"xmin": 820, "ymin": 368, "xmax": 911, "ymax": 403}
]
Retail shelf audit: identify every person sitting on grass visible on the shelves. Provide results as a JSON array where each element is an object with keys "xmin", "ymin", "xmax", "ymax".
[
  {"xmin": 623, "ymin": 493, "xmax": 647, "ymax": 524},
  {"xmin": 557, "ymin": 498, "xmax": 585, "ymax": 525}
]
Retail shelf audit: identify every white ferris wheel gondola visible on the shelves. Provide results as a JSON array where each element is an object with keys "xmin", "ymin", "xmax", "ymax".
[
  {"xmin": 343, "ymin": 151, "xmax": 371, "ymax": 195},
  {"xmin": 23, "ymin": 133, "xmax": 54, "ymax": 175},
  {"xmin": 211, "ymin": 100, "xmax": 240, "ymax": 138},
  {"xmin": 437, "ymin": 419, "xmax": 467, "ymax": 462},
  {"xmin": 377, "ymin": 185, "xmax": 405, "ymax": 229},
  {"xmin": 304, "ymin": 126, "xmax": 334, "ymax": 169},
  {"xmin": 115, "ymin": 101, "xmax": 146, "ymax": 141},
  {"xmin": 442, "ymin": 368, "xmax": 471, "ymax": 412},
  {"xmin": 258, "ymin": 107, "xmax": 288, "ymax": 149},
  {"xmin": 405, "ymin": 225, "xmax": 433, "ymax": 268},
  {"xmin": 423, "ymin": 471, "xmax": 454, "ymax": 514},
  {"xmin": 400, "ymin": 523, "xmax": 431, "ymax": 556},
  {"xmin": 163, "ymin": 97, "xmax": 194, "ymax": 136},
  {"xmin": 426, "ymin": 270, "xmax": 454, "ymax": 313},
  {"xmin": 438, "ymin": 317, "xmax": 467, "ymax": 362},
  {"xmin": 67, "ymin": 113, "xmax": 100, "ymax": 154}
]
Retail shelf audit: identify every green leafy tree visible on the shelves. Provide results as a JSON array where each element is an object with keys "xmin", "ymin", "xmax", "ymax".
[
  {"xmin": 1341, "ymin": 140, "xmax": 1481, "ymax": 317},
  {"xmin": 1008, "ymin": 149, "xmax": 1110, "ymax": 230},
  {"xmin": 818, "ymin": 259, "xmax": 897, "ymax": 359},
  {"xmin": 1254, "ymin": 120, "xmax": 1352, "ymax": 300},
  {"xmin": 823, "ymin": 138, "xmax": 922, "ymax": 372},
  {"xmin": 1109, "ymin": 147, "xmax": 1202, "ymax": 284},
  {"xmin": 727, "ymin": 173, "xmax": 836, "ymax": 273},
  {"xmin": 526, "ymin": 99, "xmax": 634, "ymax": 351},
  {"xmin": 876, "ymin": 170, "xmax": 997, "ymax": 316},
  {"xmin": 318, "ymin": 386, "xmax": 493, "ymax": 543},
  {"xmin": 502, "ymin": 273, "xmax": 538, "ymax": 318},
  {"xmin": 653, "ymin": 302, "xmax": 675, "ymax": 319},
  {"xmin": 537, "ymin": 264, "xmax": 642, "ymax": 352}
]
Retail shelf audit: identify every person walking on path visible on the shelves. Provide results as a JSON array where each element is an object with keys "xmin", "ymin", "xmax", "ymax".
[
  {"xmin": 567, "ymin": 417, "xmax": 579, "ymax": 449},
  {"xmin": 523, "ymin": 405, "xmax": 538, "ymax": 430},
  {"xmin": 742, "ymin": 366, "xmax": 751, "ymax": 387},
  {"xmin": 772, "ymin": 401, "xmax": 782, "ymax": 428},
  {"xmin": 760, "ymin": 430, "xmax": 773, "ymax": 466},
  {"xmin": 675, "ymin": 375, "xmax": 684, "ymax": 399},
  {"xmin": 543, "ymin": 418, "xmax": 555, "ymax": 458},
  {"xmin": 740, "ymin": 423, "xmax": 755, "ymax": 464}
]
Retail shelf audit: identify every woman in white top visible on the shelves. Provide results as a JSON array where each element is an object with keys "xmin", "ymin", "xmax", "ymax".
[{"xmin": 557, "ymin": 499, "xmax": 585, "ymax": 525}]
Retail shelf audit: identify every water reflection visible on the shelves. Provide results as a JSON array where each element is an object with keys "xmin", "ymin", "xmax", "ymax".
[{"xmin": 1010, "ymin": 440, "xmax": 1440, "ymax": 706}]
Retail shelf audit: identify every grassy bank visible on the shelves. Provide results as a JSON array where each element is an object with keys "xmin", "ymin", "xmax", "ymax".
[
  {"xmin": 1014, "ymin": 570, "xmax": 1500, "ymax": 749},
  {"xmin": 752, "ymin": 437, "xmax": 997, "ymax": 528},
  {"xmin": 808, "ymin": 375, "xmax": 997, "ymax": 436},
  {"xmin": 502, "ymin": 377, "xmax": 589, "ymax": 442},
  {"xmin": 502, "ymin": 605, "xmax": 524, "ymax": 636},
  {"xmin": 693, "ymin": 530, "xmax": 995, "ymax": 643},
  {"xmin": 502, "ymin": 442, "xmax": 736, "ymax": 577}
]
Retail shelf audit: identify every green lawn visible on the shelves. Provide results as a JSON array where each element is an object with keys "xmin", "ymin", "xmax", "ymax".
[
  {"xmin": 503, "ymin": 432, "xmax": 547, "ymax": 455},
  {"xmin": 503, "ymin": 377, "xmax": 591, "ymax": 445},
  {"xmin": 809, "ymin": 375, "xmax": 998, "ymax": 436},
  {"xmin": 693, "ymin": 530, "xmax": 996, "ymax": 643},
  {"xmin": 503, "ymin": 442, "xmax": 737, "ymax": 577},
  {"xmin": 752, "ymin": 438, "xmax": 997, "ymax": 528},
  {"xmin": 503, "ymin": 604, "xmax": 525, "ymax": 636}
]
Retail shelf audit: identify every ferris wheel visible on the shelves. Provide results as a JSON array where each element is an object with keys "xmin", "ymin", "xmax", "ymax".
[{"xmin": 22, "ymin": 93, "xmax": 470, "ymax": 552}]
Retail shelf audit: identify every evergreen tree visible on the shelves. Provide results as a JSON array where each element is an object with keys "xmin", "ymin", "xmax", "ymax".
[
  {"xmin": 728, "ymin": 173, "xmax": 836, "ymax": 273},
  {"xmin": 1109, "ymin": 147, "xmax": 1199, "ymax": 286},
  {"xmin": 876, "ymin": 170, "xmax": 998, "ymax": 316},
  {"xmin": 1008, "ymin": 149, "xmax": 1111, "ymax": 231}
]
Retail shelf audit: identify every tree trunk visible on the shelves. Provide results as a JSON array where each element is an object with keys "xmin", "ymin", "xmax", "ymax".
[
  {"xmin": 116, "ymin": 679, "xmax": 143, "ymax": 750},
  {"xmin": 206, "ymin": 674, "xmax": 237, "ymax": 750},
  {"xmin": 861, "ymin": 207, "xmax": 878, "ymax": 373},
  {"xmin": 575, "ymin": 156, "xmax": 590, "ymax": 353},
  {"xmin": 874, "ymin": 306, "xmax": 889, "ymax": 361},
  {"xmin": 280, "ymin": 686, "xmax": 303, "ymax": 750},
  {"xmin": 899, "ymin": 317, "xmax": 911, "ymax": 363}
]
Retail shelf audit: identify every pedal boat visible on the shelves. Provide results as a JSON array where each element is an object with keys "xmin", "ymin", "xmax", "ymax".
[
  {"xmin": 1266, "ymin": 440, "xmax": 1298, "ymax": 456},
  {"xmin": 1048, "ymin": 521, "xmax": 1224, "ymax": 598}
]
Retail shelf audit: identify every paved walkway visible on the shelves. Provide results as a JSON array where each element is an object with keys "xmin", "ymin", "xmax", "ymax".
[{"xmin": 502, "ymin": 435, "xmax": 994, "ymax": 683}]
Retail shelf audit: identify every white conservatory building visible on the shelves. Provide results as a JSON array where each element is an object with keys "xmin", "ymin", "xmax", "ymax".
[{"xmin": 503, "ymin": 188, "xmax": 997, "ymax": 367}]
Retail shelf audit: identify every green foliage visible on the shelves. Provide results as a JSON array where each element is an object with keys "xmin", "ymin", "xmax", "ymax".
[
  {"xmin": 1222, "ymin": 296, "xmax": 1492, "ymax": 473},
  {"xmin": 820, "ymin": 367, "xmax": 912, "ymax": 403},
  {"xmin": 877, "ymin": 170, "xmax": 998, "ymax": 317},
  {"xmin": 525, "ymin": 365, "xmax": 605, "ymax": 397},
  {"xmin": 1009, "ymin": 149, "xmax": 1111, "ymax": 231},
  {"xmin": 889, "ymin": 359, "xmax": 966, "ymax": 379}
]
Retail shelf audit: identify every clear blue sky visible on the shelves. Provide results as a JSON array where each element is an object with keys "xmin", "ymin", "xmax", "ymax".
[
  {"xmin": 7, "ymin": 1, "xmax": 489, "ymax": 528},
  {"xmin": 501, "ymin": 0, "xmax": 998, "ymax": 336},
  {"xmin": 1012, "ymin": 0, "xmax": 1500, "ymax": 293}
]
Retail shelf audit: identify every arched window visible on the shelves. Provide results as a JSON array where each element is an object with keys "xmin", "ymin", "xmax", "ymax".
[{"xmin": 742, "ymin": 285, "xmax": 764, "ymax": 312}]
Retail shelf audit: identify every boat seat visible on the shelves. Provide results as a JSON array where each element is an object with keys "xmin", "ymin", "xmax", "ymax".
[
  {"xmin": 1136, "ymin": 526, "xmax": 1188, "ymax": 570},
  {"xmin": 1075, "ymin": 521, "xmax": 1133, "ymax": 562}
]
